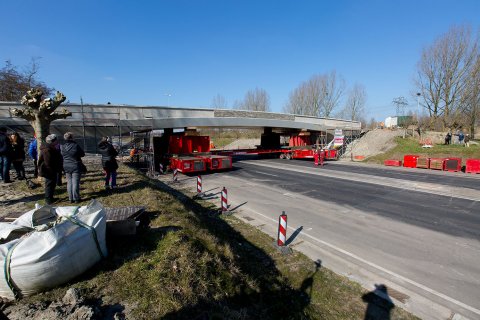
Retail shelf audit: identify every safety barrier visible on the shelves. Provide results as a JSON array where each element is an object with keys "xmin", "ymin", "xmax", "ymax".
[
  {"xmin": 403, "ymin": 155, "xmax": 420, "ymax": 168},
  {"xmin": 197, "ymin": 175, "xmax": 202, "ymax": 194},
  {"xmin": 429, "ymin": 158, "xmax": 445, "ymax": 170},
  {"xmin": 466, "ymin": 159, "xmax": 480, "ymax": 174},
  {"xmin": 173, "ymin": 169, "xmax": 178, "ymax": 182},
  {"xmin": 277, "ymin": 212, "xmax": 287, "ymax": 246},
  {"xmin": 221, "ymin": 187, "xmax": 228, "ymax": 212},
  {"xmin": 416, "ymin": 157, "xmax": 430, "ymax": 169},
  {"xmin": 384, "ymin": 160, "xmax": 402, "ymax": 167},
  {"xmin": 444, "ymin": 158, "xmax": 462, "ymax": 172}
]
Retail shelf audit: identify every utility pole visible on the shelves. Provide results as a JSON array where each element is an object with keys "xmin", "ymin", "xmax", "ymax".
[{"xmin": 81, "ymin": 96, "xmax": 86, "ymax": 151}]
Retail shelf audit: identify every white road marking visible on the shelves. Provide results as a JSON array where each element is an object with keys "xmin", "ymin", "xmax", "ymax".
[
  {"xmin": 253, "ymin": 170, "xmax": 279, "ymax": 177},
  {"xmin": 246, "ymin": 207, "xmax": 480, "ymax": 316}
]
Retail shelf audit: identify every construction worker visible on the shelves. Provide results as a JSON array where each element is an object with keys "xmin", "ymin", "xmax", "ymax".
[{"xmin": 319, "ymin": 149, "xmax": 325, "ymax": 167}]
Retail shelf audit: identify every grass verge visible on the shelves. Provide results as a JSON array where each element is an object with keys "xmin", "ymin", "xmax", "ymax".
[{"xmin": 10, "ymin": 161, "xmax": 418, "ymax": 319}]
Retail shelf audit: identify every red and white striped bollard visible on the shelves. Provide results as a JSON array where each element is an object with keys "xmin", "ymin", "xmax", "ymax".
[
  {"xmin": 197, "ymin": 175, "xmax": 202, "ymax": 194},
  {"xmin": 221, "ymin": 187, "xmax": 228, "ymax": 212},
  {"xmin": 173, "ymin": 168, "xmax": 178, "ymax": 182},
  {"xmin": 159, "ymin": 163, "xmax": 164, "ymax": 174},
  {"xmin": 277, "ymin": 211, "xmax": 287, "ymax": 246}
]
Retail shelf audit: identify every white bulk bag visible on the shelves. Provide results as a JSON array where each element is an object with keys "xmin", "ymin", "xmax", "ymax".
[{"xmin": 0, "ymin": 200, "xmax": 107, "ymax": 299}]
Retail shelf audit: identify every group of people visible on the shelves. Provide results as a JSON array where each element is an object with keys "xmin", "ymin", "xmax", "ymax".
[
  {"xmin": 444, "ymin": 131, "xmax": 471, "ymax": 147},
  {"xmin": 0, "ymin": 126, "xmax": 119, "ymax": 205}
]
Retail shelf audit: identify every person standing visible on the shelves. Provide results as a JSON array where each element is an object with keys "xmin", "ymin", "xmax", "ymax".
[
  {"xmin": 0, "ymin": 127, "xmax": 12, "ymax": 183},
  {"xmin": 458, "ymin": 131, "xmax": 465, "ymax": 145},
  {"xmin": 60, "ymin": 132, "xmax": 85, "ymax": 203},
  {"xmin": 98, "ymin": 136, "xmax": 118, "ymax": 189},
  {"xmin": 464, "ymin": 134, "xmax": 470, "ymax": 147},
  {"xmin": 38, "ymin": 134, "xmax": 63, "ymax": 204},
  {"xmin": 28, "ymin": 136, "xmax": 38, "ymax": 178},
  {"xmin": 10, "ymin": 132, "xmax": 26, "ymax": 180}
]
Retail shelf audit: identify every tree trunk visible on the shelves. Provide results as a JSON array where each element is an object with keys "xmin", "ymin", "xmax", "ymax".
[{"xmin": 31, "ymin": 118, "xmax": 51, "ymax": 156}]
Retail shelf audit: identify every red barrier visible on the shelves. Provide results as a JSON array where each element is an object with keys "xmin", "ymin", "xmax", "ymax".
[
  {"xmin": 277, "ymin": 212, "xmax": 287, "ymax": 246},
  {"xmin": 444, "ymin": 157, "xmax": 462, "ymax": 172},
  {"xmin": 416, "ymin": 157, "xmax": 430, "ymax": 169},
  {"xmin": 466, "ymin": 159, "xmax": 480, "ymax": 174},
  {"xmin": 429, "ymin": 158, "xmax": 445, "ymax": 170},
  {"xmin": 403, "ymin": 155, "xmax": 420, "ymax": 168},
  {"xmin": 384, "ymin": 160, "xmax": 402, "ymax": 167}
]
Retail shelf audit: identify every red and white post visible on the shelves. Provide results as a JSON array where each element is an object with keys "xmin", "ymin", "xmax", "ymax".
[
  {"xmin": 221, "ymin": 187, "xmax": 228, "ymax": 212},
  {"xmin": 173, "ymin": 168, "xmax": 178, "ymax": 182},
  {"xmin": 197, "ymin": 175, "xmax": 202, "ymax": 194},
  {"xmin": 159, "ymin": 163, "xmax": 164, "ymax": 174},
  {"xmin": 277, "ymin": 211, "xmax": 287, "ymax": 246}
]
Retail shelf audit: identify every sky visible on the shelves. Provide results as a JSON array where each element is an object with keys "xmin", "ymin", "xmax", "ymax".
[{"xmin": 1, "ymin": 0, "xmax": 480, "ymax": 122}]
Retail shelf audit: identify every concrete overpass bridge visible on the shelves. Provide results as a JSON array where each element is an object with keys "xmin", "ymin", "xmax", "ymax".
[{"xmin": 0, "ymin": 102, "xmax": 361, "ymax": 152}]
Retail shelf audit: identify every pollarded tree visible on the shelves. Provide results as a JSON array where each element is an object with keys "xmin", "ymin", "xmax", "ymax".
[{"xmin": 11, "ymin": 88, "xmax": 70, "ymax": 150}]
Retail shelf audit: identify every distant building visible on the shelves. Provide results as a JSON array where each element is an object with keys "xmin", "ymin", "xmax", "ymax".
[{"xmin": 384, "ymin": 116, "xmax": 413, "ymax": 128}]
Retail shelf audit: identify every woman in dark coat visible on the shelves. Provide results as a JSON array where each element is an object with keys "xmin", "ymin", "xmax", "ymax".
[
  {"xmin": 10, "ymin": 132, "xmax": 25, "ymax": 180},
  {"xmin": 38, "ymin": 134, "xmax": 63, "ymax": 204},
  {"xmin": 98, "ymin": 137, "xmax": 118, "ymax": 189},
  {"xmin": 60, "ymin": 132, "xmax": 85, "ymax": 203}
]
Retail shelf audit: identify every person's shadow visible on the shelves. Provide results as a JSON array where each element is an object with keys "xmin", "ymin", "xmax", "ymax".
[
  {"xmin": 362, "ymin": 284, "xmax": 394, "ymax": 320},
  {"xmin": 299, "ymin": 259, "xmax": 322, "ymax": 304}
]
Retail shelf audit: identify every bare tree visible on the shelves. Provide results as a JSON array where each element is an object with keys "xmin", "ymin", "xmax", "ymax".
[
  {"xmin": 341, "ymin": 84, "xmax": 367, "ymax": 121},
  {"xmin": 461, "ymin": 53, "xmax": 480, "ymax": 137},
  {"xmin": 11, "ymin": 89, "xmax": 71, "ymax": 152},
  {"xmin": 211, "ymin": 94, "xmax": 228, "ymax": 109},
  {"xmin": 392, "ymin": 96, "xmax": 409, "ymax": 116},
  {"xmin": 284, "ymin": 71, "xmax": 345, "ymax": 117},
  {"xmin": 239, "ymin": 87, "xmax": 270, "ymax": 112},
  {"xmin": 321, "ymin": 71, "xmax": 345, "ymax": 117},
  {"xmin": 0, "ymin": 58, "xmax": 53, "ymax": 101},
  {"xmin": 415, "ymin": 26, "xmax": 478, "ymax": 127}
]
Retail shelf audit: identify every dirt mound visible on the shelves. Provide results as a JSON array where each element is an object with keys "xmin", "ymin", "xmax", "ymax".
[{"xmin": 343, "ymin": 129, "xmax": 403, "ymax": 160}]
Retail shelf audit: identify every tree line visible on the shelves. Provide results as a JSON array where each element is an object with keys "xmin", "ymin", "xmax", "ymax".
[
  {"xmin": 211, "ymin": 71, "xmax": 367, "ymax": 123},
  {"xmin": 415, "ymin": 25, "xmax": 479, "ymax": 137}
]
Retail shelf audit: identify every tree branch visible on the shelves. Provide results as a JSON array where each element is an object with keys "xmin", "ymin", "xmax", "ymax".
[
  {"xmin": 49, "ymin": 108, "xmax": 72, "ymax": 121},
  {"xmin": 11, "ymin": 107, "xmax": 36, "ymax": 121}
]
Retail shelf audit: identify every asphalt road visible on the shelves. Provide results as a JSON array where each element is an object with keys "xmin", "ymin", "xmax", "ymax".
[{"xmin": 199, "ymin": 158, "xmax": 480, "ymax": 319}]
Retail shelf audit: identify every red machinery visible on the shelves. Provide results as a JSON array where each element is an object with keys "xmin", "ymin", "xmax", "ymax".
[{"xmin": 167, "ymin": 135, "xmax": 232, "ymax": 173}]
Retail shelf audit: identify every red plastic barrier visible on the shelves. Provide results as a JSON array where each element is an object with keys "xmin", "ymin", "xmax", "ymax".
[
  {"xmin": 384, "ymin": 160, "xmax": 402, "ymax": 167},
  {"xmin": 465, "ymin": 159, "xmax": 480, "ymax": 174},
  {"xmin": 403, "ymin": 155, "xmax": 420, "ymax": 168},
  {"xmin": 416, "ymin": 157, "xmax": 430, "ymax": 169},
  {"xmin": 443, "ymin": 157, "xmax": 462, "ymax": 172},
  {"xmin": 429, "ymin": 158, "xmax": 445, "ymax": 170}
]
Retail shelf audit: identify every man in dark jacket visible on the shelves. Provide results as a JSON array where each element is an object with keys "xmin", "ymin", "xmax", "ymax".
[
  {"xmin": 0, "ymin": 126, "xmax": 12, "ymax": 183},
  {"xmin": 98, "ymin": 136, "xmax": 118, "ymax": 189},
  {"xmin": 60, "ymin": 132, "xmax": 85, "ymax": 203},
  {"xmin": 38, "ymin": 134, "xmax": 63, "ymax": 204}
]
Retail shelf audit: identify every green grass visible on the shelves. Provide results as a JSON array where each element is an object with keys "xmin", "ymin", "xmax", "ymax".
[
  {"xmin": 367, "ymin": 137, "xmax": 480, "ymax": 164},
  {"xmin": 12, "ymin": 163, "xmax": 419, "ymax": 320}
]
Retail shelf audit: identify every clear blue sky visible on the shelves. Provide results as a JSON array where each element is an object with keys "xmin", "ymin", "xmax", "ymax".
[{"xmin": 1, "ymin": 0, "xmax": 479, "ymax": 122}]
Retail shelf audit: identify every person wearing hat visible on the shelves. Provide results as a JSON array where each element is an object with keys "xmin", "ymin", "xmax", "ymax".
[
  {"xmin": 38, "ymin": 134, "xmax": 63, "ymax": 204},
  {"xmin": 61, "ymin": 132, "xmax": 85, "ymax": 203}
]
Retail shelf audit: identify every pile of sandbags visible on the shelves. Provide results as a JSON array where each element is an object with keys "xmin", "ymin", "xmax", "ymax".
[{"xmin": 0, "ymin": 200, "xmax": 107, "ymax": 299}]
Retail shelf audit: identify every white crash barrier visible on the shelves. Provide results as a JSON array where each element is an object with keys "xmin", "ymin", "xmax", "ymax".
[{"xmin": 0, "ymin": 200, "xmax": 107, "ymax": 299}]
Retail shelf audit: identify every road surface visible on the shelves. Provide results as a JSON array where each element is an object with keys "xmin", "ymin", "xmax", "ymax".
[{"xmin": 192, "ymin": 158, "xmax": 480, "ymax": 320}]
